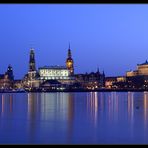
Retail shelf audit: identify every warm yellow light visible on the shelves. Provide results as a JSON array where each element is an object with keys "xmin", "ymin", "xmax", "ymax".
[{"xmin": 67, "ymin": 62, "xmax": 72, "ymax": 67}]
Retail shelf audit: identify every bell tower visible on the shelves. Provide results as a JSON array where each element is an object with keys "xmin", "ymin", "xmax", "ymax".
[
  {"xmin": 28, "ymin": 48, "xmax": 37, "ymax": 81},
  {"xmin": 29, "ymin": 48, "xmax": 36, "ymax": 72},
  {"xmin": 66, "ymin": 43, "xmax": 74, "ymax": 75},
  {"xmin": 6, "ymin": 64, "xmax": 14, "ymax": 80}
]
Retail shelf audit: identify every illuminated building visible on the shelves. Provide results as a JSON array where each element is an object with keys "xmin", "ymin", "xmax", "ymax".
[
  {"xmin": 29, "ymin": 48, "xmax": 36, "ymax": 72},
  {"xmin": 126, "ymin": 60, "xmax": 148, "ymax": 77},
  {"xmin": 28, "ymin": 48, "xmax": 38, "ymax": 80},
  {"xmin": 117, "ymin": 76, "xmax": 126, "ymax": 82},
  {"xmin": 23, "ymin": 48, "xmax": 40, "ymax": 89},
  {"xmin": 66, "ymin": 43, "xmax": 74, "ymax": 75},
  {"xmin": 107, "ymin": 60, "xmax": 148, "ymax": 89},
  {"xmin": 138, "ymin": 60, "xmax": 148, "ymax": 75},
  {"xmin": 124, "ymin": 60, "xmax": 148, "ymax": 89},
  {"xmin": 38, "ymin": 44, "xmax": 75, "ymax": 86},
  {"xmin": 126, "ymin": 70, "xmax": 138, "ymax": 77},
  {"xmin": 13, "ymin": 79, "xmax": 24, "ymax": 89},
  {"xmin": 0, "ymin": 65, "xmax": 14, "ymax": 90},
  {"xmin": 6, "ymin": 64, "xmax": 14, "ymax": 80},
  {"xmin": 75, "ymin": 69, "xmax": 105, "ymax": 89},
  {"xmin": 40, "ymin": 80, "xmax": 63, "ymax": 90},
  {"xmin": 109, "ymin": 76, "xmax": 128, "ymax": 89},
  {"xmin": 22, "ymin": 46, "xmax": 76, "ymax": 90},
  {"xmin": 38, "ymin": 66, "xmax": 75, "ymax": 88},
  {"xmin": 39, "ymin": 66, "xmax": 70, "ymax": 80},
  {"xmin": 105, "ymin": 77, "xmax": 117, "ymax": 88}
]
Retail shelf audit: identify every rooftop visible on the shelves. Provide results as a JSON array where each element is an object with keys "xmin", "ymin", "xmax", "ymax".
[
  {"xmin": 138, "ymin": 60, "xmax": 148, "ymax": 66},
  {"xmin": 39, "ymin": 65, "xmax": 67, "ymax": 70}
]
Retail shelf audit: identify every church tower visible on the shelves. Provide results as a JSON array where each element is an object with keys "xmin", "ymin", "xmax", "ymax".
[
  {"xmin": 23, "ymin": 48, "xmax": 40, "ymax": 90},
  {"xmin": 66, "ymin": 43, "xmax": 74, "ymax": 75},
  {"xmin": 29, "ymin": 48, "xmax": 36, "ymax": 72},
  {"xmin": 28, "ymin": 48, "xmax": 37, "ymax": 81},
  {"xmin": 6, "ymin": 64, "xmax": 14, "ymax": 80}
]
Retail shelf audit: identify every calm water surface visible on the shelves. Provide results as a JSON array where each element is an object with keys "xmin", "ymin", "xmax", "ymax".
[{"xmin": 0, "ymin": 92, "xmax": 148, "ymax": 144}]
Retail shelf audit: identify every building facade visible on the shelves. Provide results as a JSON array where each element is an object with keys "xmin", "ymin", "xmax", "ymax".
[
  {"xmin": 22, "ymin": 46, "xmax": 76, "ymax": 90},
  {"xmin": 28, "ymin": 48, "xmax": 37, "ymax": 80},
  {"xmin": 105, "ymin": 76, "xmax": 117, "ymax": 88},
  {"xmin": 124, "ymin": 60, "xmax": 148, "ymax": 89},
  {"xmin": 75, "ymin": 70, "xmax": 105, "ymax": 89},
  {"xmin": 126, "ymin": 60, "xmax": 148, "ymax": 77},
  {"xmin": 0, "ymin": 65, "xmax": 14, "ymax": 90},
  {"xmin": 23, "ymin": 48, "xmax": 40, "ymax": 89},
  {"xmin": 39, "ymin": 66, "xmax": 70, "ymax": 80}
]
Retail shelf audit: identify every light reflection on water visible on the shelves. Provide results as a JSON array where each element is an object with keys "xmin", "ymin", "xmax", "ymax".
[{"xmin": 0, "ymin": 92, "xmax": 148, "ymax": 144}]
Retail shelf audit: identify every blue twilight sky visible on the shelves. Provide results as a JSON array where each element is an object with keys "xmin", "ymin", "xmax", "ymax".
[{"xmin": 0, "ymin": 4, "xmax": 148, "ymax": 79}]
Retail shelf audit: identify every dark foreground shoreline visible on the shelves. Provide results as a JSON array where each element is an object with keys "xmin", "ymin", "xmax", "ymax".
[{"xmin": 1, "ymin": 88, "xmax": 148, "ymax": 93}]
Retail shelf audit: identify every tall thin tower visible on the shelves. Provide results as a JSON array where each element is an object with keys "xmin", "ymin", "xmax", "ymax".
[
  {"xmin": 66, "ymin": 43, "xmax": 74, "ymax": 75},
  {"xmin": 29, "ymin": 48, "xmax": 36, "ymax": 72}
]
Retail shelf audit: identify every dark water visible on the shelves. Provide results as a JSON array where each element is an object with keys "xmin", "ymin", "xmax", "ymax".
[{"xmin": 0, "ymin": 92, "xmax": 148, "ymax": 144}]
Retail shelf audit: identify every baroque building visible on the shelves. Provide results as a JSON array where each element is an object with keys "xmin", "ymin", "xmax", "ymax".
[
  {"xmin": 28, "ymin": 48, "xmax": 37, "ymax": 79},
  {"xmin": 108, "ymin": 60, "xmax": 148, "ymax": 90},
  {"xmin": 126, "ymin": 60, "xmax": 148, "ymax": 77},
  {"xmin": 38, "ymin": 44, "xmax": 75, "ymax": 87},
  {"xmin": 124, "ymin": 60, "xmax": 148, "ymax": 89},
  {"xmin": 75, "ymin": 69, "xmax": 105, "ymax": 89},
  {"xmin": 0, "ymin": 65, "xmax": 14, "ymax": 90},
  {"xmin": 23, "ymin": 46, "xmax": 76, "ymax": 91},
  {"xmin": 66, "ymin": 44, "xmax": 74, "ymax": 75},
  {"xmin": 39, "ymin": 66, "xmax": 70, "ymax": 80},
  {"xmin": 23, "ymin": 48, "xmax": 40, "ymax": 89},
  {"xmin": 18, "ymin": 44, "xmax": 107, "ymax": 91}
]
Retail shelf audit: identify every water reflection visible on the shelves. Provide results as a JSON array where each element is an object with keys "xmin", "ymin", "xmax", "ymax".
[
  {"xmin": 27, "ymin": 93, "xmax": 41, "ymax": 119},
  {"xmin": 38, "ymin": 93, "xmax": 74, "ymax": 122},
  {"xmin": 144, "ymin": 92, "xmax": 148, "ymax": 129},
  {"xmin": 0, "ymin": 94, "xmax": 13, "ymax": 115},
  {"xmin": 127, "ymin": 92, "xmax": 148, "ymax": 127},
  {"xmin": 127, "ymin": 92, "xmax": 134, "ymax": 123},
  {"xmin": 27, "ymin": 92, "xmax": 74, "ymax": 143},
  {"xmin": 67, "ymin": 93, "xmax": 74, "ymax": 143},
  {"xmin": 1, "ymin": 92, "xmax": 148, "ymax": 143},
  {"xmin": 27, "ymin": 93, "xmax": 41, "ymax": 143},
  {"xmin": 127, "ymin": 92, "xmax": 134, "ymax": 139},
  {"xmin": 108, "ymin": 92, "xmax": 119, "ymax": 122},
  {"xmin": 86, "ymin": 92, "xmax": 120, "ymax": 127},
  {"xmin": 87, "ymin": 92, "xmax": 98, "ymax": 126}
]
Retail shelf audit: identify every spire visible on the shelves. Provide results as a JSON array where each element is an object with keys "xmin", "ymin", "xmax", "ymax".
[
  {"xmin": 69, "ymin": 42, "xmax": 70, "ymax": 49},
  {"xmin": 7, "ymin": 64, "xmax": 14, "ymax": 80},
  {"xmin": 103, "ymin": 70, "xmax": 105, "ymax": 76},
  {"xmin": 29, "ymin": 48, "xmax": 36, "ymax": 72},
  {"xmin": 97, "ymin": 67, "xmax": 100, "ymax": 73},
  {"xmin": 66, "ymin": 42, "xmax": 74, "ymax": 75},
  {"xmin": 8, "ymin": 64, "xmax": 12, "ymax": 69},
  {"xmin": 68, "ymin": 43, "xmax": 71, "ymax": 58},
  {"xmin": 7, "ymin": 64, "xmax": 12, "ymax": 71}
]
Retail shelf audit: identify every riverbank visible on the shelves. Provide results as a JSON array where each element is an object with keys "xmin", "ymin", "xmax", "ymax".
[{"xmin": 0, "ymin": 88, "xmax": 148, "ymax": 93}]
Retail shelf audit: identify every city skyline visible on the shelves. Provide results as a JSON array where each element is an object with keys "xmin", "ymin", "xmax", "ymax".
[{"xmin": 0, "ymin": 4, "xmax": 148, "ymax": 79}]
